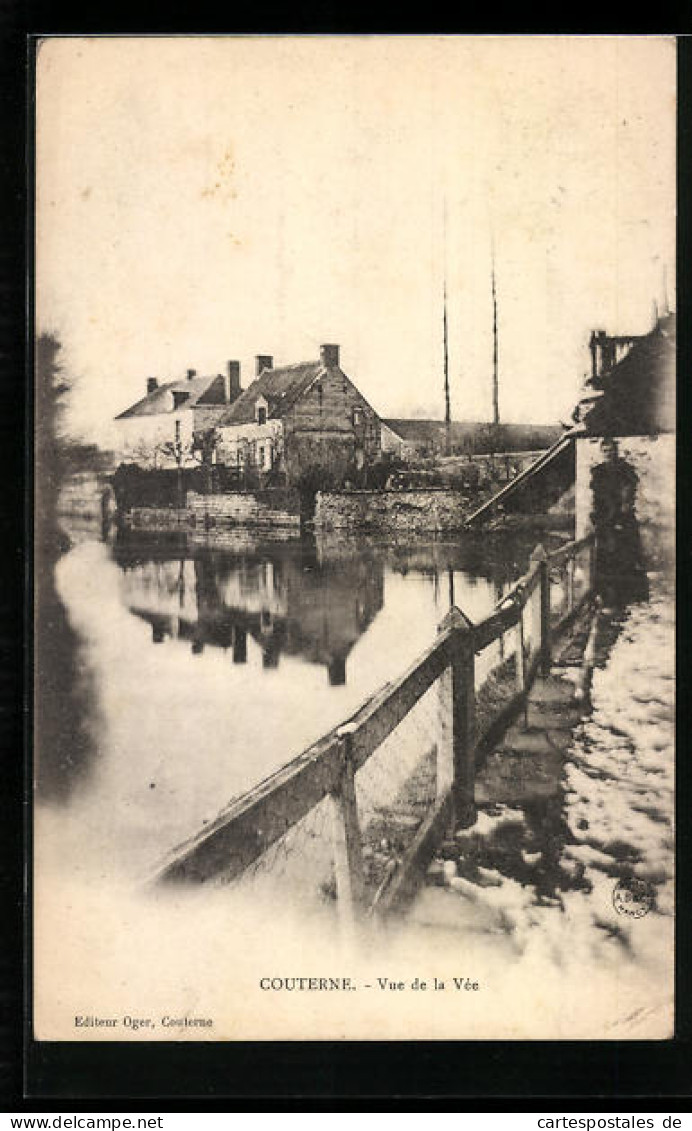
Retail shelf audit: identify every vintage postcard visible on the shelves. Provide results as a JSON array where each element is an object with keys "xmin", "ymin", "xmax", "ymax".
[{"xmin": 33, "ymin": 35, "xmax": 676, "ymax": 1042}]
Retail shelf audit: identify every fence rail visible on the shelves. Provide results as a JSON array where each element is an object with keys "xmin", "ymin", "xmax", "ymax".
[{"xmin": 152, "ymin": 533, "xmax": 596, "ymax": 923}]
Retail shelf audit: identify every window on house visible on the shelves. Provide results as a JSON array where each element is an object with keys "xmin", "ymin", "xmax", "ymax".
[
  {"xmin": 257, "ymin": 405, "xmax": 267, "ymax": 425},
  {"xmin": 352, "ymin": 408, "xmax": 363, "ymax": 426}
]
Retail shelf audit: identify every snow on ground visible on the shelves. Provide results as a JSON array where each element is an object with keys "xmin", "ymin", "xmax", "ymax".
[
  {"xmin": 564, "ymin": 583, "xmax": 674, "ymax": 913},
  {"xmin": 398, "ymin": 577, "xmax": 674, "ymax": 1037}
]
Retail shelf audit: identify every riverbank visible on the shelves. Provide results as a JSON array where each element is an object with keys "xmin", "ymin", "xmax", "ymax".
[
  {"xmin": 35, "ymin": 517, "xmax": 673, "ymax": 1041},
  {"xmin": 120, "ymin": 487, "xmax": 478, "ymax": 536},
  {"xmin": 394, "ymin": 574, "xmax": 674, "ymax": 1037},
  {"xmin": 116, "ymin": 484, "xmax": 573, "ymax": 539}
]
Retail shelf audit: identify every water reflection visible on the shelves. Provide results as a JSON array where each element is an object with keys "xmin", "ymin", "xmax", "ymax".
[
  {"xmin": 114, "ymin": 536, "xmax": 385, "ymax": 686},
  {"xmin": 37, "ymin": 525, "xmax": 543, "ymax": 874}
]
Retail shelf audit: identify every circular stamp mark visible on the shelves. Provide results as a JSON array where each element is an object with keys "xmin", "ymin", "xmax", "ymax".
[{"xmin": 612, "ymin": 877, "xmax": 655, "ymax": 919}]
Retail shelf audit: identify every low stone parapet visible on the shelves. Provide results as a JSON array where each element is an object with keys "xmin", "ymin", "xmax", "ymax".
[
  {"xmin": 314, "ymin": 488, "xmax": 468, "ymax": 534},
  {"xmin": 127, "ymin": 507, "xmax": 192, "ymax": 530},
  {"xmin": 187, "ymin": 489, "xmax": 302, "ymax": 530}
]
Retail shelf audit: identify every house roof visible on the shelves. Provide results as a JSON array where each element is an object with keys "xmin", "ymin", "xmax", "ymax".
[
  {"xmin": 382, "ymin": 419, "xmax": 563, "ymax": 453},
  {"xmin": 382, "ymin": 419, "xmax": 448, "ymax": 443},
  {"xmin": 215, "ymin": 361, "xmax": 328, "ymax": 426},
  {"xmin": 115, "ymin": 375, "xmax": 224, "ymax": 420},
  {"xmin": 578, "ymin": 313, "xmax": 676, "ymax": 436}
]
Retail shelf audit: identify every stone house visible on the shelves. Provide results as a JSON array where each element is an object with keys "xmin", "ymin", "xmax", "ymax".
[
  {"xmin": 213, "ymin": 344, "xmax": 381, "ymax": 486},
  {"xmin": 114, "ymin": 362, "xmax": 243, "ymax": 469},
  {"xmin": 465, "ymin": 313, "xmax": 675, "ymax": 542},
  {"xmin": 574, "ymin": 313, "xmax": 675, "ymax": 577}
]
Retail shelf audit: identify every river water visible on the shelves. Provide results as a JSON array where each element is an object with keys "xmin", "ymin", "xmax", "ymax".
[
  {"xmin": 36, "ymin": 523, "xmax": 543, "ymax": 881},
  {"xmin": 34, "ymin": 522, "xmax": 674, "ymax": 1041}
]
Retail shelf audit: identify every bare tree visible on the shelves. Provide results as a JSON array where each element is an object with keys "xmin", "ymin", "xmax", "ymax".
[{"xmin": 35, "ymin": 332, "xmax": 99, "ymax": 800}]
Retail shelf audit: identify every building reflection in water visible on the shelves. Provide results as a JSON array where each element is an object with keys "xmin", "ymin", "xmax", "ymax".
[
  {"xmin": 37, "ymin": 526, "xmax": 541, "ymax": 808},
  {"xmin": 113, "ymin": 532, "xmax": 385, "ymax": 686},
  {"xmin": 113, "ymin": 527, "xmax": 538, "ymax": 688}
]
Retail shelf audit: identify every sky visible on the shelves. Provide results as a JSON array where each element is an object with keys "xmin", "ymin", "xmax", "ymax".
[{"xmin": 35, "ymin": 36, "xmax": 676, "ymax": 447}]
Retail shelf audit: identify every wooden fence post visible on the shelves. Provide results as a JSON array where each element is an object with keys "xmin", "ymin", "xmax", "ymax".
[
  {"xmin": 530, "ymin": 544, "xmax": 551, "ymax": 676},
  {"xmin": 437, "ymin": 607, "xmax": 476, "ymax": 830},
  {"xmin": 566, "ymin": 556, "xmax": 575, "ymax": 615},
  {"xmin": 515, "ymin": 598, "xmax": 526, "ymax": 694},
  {"xmin": 515, "ymin": 598, "xmax": 529, "ymax": 727},
  {"xmin": 588, "ymin": 533, "xmax": 597, "ymax": 596},
  {"xmin": 329, "ymin": 732, "xmax": 365, "ymax": 935}
]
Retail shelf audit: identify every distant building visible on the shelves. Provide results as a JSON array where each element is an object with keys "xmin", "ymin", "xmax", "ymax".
[
  {"xmin": 380, "ymin": 420, "xmax": 431, "ymax": 459},
  {"xmin": 381, "ymin": 419, "xmax": 563, "ymax": 460},
  {"xmin": 214, "ymin": 344, "xmax": 381, "ymax": 486},
  {"xmin": 114, "ymin": 362, "xmax": 243, "ymax": 468}
]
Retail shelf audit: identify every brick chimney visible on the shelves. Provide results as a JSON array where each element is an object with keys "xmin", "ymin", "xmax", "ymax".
[
  {"xmin": 226, "ymin": 360, "xmax": 241, "ymax": 403},
  {"xmin": 589, "ymin": 331, "xmax": 606, "ymax": 379},
  {"xmin": 187, "ymin": 368, "xmax": 196, "ymax": 381},
  {"xmin": 320, "ymin": 343, "xmax": 340, "ymax": 368},
  {"xmin": 147, "ymin": 378, "xmax": 158, "ymax": 394},
  {"xmin": 256, "ymin": 355, "xmax": 273, "ymax": 376}
]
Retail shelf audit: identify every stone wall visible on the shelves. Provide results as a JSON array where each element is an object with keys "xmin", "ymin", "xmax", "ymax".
[
  {"xmin": 187, "ymin": 489, "xmax": 302, "ymax": 530},
  {"xmin": 187, "ymin": 525, "xmax": 298, "ymax": 550},
  {"xmin": 125, "ymin": 489, "xmax": 303, "ymax": 532},
  {"xmin": 575, "ymin": 434, "xmax": 675, "ymax": 570},
  {"xmin": 314, "ymin": 489, "xmax": 468, "ymax": 534},
  {"xmin": 127, "ymin": 507, "xmax": 192, "ymax": 530}
]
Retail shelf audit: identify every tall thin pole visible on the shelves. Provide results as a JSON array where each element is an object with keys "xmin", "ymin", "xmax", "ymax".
[
  {"xmin": 491, "ymin": 237, "xmax": 499, "ymax": 428},
  {"xmin": 444, "ymin": 276, "xmax": 451, "ymax": 454},
  {"xmin": 662, "ymin": 262, "xmax": 669, "ymax": 317},
  {"xmin": 443, "ymin": 202, "xmax": 451, "ymax": 456}
]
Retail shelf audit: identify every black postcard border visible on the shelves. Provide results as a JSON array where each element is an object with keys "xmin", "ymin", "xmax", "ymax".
[{"xmin": 5, "ymin": 18, "xmax": 691, "ymax": 1108}]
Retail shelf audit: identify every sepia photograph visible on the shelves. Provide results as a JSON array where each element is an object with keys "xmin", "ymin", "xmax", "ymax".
[{"xmin": 33, "ymin": 34, "xmax": 676, "ymax": 1042}]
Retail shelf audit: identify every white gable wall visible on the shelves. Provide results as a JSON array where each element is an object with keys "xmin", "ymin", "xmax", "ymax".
[
  {"xmin": 115, "ymin": 409, "xmax": 196, "ymax": 469},
  {"xmin": 216, "ymin": 418, "xmax": 283, "ymax": 469}
]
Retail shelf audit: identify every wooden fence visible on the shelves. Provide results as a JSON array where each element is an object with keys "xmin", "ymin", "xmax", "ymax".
[{"xmin": 152, "ymin": 533, "xmax": 596, "ymax": 925}]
